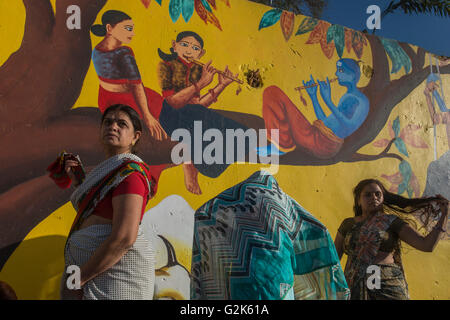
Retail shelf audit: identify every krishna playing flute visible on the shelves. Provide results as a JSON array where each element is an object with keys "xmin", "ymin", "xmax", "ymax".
[{"xmin": 257, "ymin": 58, "xmax": 370, "ymax": 159}]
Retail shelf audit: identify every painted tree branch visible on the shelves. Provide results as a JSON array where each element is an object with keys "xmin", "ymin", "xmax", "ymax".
[
  {"xmin": 343, "ymin": 138, "xmax": 403, "ymax": 163},
  {"xmin": 362, "ymin": 34, "xmax": 391, "ymax": 93},
  {"xmin": 344, "ymin": 152, "xmax": 403, "ymax": 163},
  {"xmin": 0, "ymin": 0, "xmax": 107, "ymax": 270},
  {"xmin": 22, "ymin": 0, "xmax": 55, "ymax": 48}
]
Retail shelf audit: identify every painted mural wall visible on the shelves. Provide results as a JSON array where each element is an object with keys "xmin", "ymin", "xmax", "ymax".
[{"xmin": 0, "ymin": 0, "xmax": 449, "ymax": 299}]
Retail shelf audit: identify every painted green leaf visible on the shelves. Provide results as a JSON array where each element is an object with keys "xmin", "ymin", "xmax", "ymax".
[
  {"xmin": 399, "ymin": 160, "xmax": 412, "ymax": 188},
  {"xmin": 398, "ymin": 181, "xmax": 407, "ymax": 195},
  {"xmin": 394, "ymin": 137, "xmax": 409, "ymax": 157},
  {"xmin": 155, "ymin": 0, "xmax": 162, "ymax": 5},
  {"xmin": 258, "ymin": 9, "xmax": 282, "ymax": 30},
  {"xmin": 182, "ymin": 0, "xmax": 195, "ymax": 22},
  {"xmin": 326, "ymin": 24, "xmax": 345, "ymax": 58},
  {"xmin": 380, "ymin": 38, "xmax": 412, "ymax": 74},
  {"xmin": 407, "ymin": 185, "xmax": 413, "ymax": 198},
  {"xmin": 169, "ymin": 0, "xmax": 182, "ymax": 22},
  {"xmin": 392, "ymin": 116, "xmax": 400, "ymax": 137},
  {"xmin": 295, "ymin": 17, "xmax": 318, "ymax": 35},
  {"xmin": 201, "ymin": 0, "xmax": 212, "ymax": 12}
]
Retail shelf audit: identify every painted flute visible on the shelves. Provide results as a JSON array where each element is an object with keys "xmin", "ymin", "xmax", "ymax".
[
  {"xmin": 294, "ymin": 77, "xmax": 338, "ymax": 91},
  {"xmin": 187, "ymin": 58, "xmax": 244, "ymax": 85}
]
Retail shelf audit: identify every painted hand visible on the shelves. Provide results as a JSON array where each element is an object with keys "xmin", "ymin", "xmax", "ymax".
[
  {"xmin": 303, "ymin": 75, "xmax": 318, "ymax": 97},
  {"xmin": 146, "ymin": 117, "xmax": 168, "ymax": 141},
  {"xmin": 319, "ymin": 77, "xmax": 332, "ymax": 103},
  {"xmin": 198, "ymin": 60, "xmax": 216, "ymax": 89},
  {"xmin": 218, "ymin": 66, "xmax": 236, "ymax": 87}
]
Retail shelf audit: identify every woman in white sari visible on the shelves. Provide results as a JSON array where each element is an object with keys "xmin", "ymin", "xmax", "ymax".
[{"xmin": 57, "ymin": 104, "xmax": 164, "ymax": 299}]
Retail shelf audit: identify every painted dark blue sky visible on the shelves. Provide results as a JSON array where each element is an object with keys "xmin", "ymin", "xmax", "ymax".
[{"xmin": 304, "ymin": 0, "xmax": 450, "ymax": 56}]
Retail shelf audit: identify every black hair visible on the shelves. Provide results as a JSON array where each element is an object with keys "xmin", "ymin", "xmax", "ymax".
[
  {"xmin": 101, "ymin": 104, "xmax": 143, "ymax": 154},
  {"xmin": 91, "ymin": 10, "xmax": 132, "ymax": 37},
  {"xmin": 353, "ymin": 179, "xmax": 441, "ymax": 229},
  {"xmin": 158, "ymin": 31, "xmax": 204, "ymax": 61}
]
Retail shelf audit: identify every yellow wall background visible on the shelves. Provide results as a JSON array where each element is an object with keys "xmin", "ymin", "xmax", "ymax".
[{"xmin": 0, "ymin": 0, "xmax": 448, "ymax": 299}]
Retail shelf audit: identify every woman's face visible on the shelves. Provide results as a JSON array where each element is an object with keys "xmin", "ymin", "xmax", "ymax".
[
  {"xmin": 172, "ymin": 36, "xmax": 204, "ymax": 63},
  {"xmin": 107, "ymin": 19, "xmax": 135, "ymax": 44},
  {"xmin": 358, "ymin": 183, "xmax": 384, "ymax": 215},
  {"xmin": 101, "ymin": 110, "xmax": 140, "ymax": 154}
]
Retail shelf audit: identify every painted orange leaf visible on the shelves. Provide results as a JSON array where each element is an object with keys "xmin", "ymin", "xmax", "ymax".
[
  {"xmin": 280, "ymin": 11, "xmax": 295, "ymax": 41},
  {"xmin": 388, "ymin": 120, "xmax": 395, "ymax": 138},
  {"xmin": 206, "ymin": 0, "xmax": 216, "ymax": 9},
  {"xmin": 141, "ymin": 0, "xmax": 151, "ymax": 8},
  {"xmin": 388, "ymin": 185, "xmax": 398, "ymax": 193},
  {"xmin": 373, "ymin": 138, "xmax": 391, "ymax": 148},
  {"xmin": 306, "ymin": 21, "xmax": 329, "ymax": 44},
  {"xmin": 400, "ymin": 124, "xmax": 428, "ymax": 149},
  {"xmin": 382, "ymin": 171, "xmax": 403, "ymax": 185},
  {"xmin": 352, "ymin": 31, "xmax": 366, "ymax": 59},
  {"xmin": 345, "ymin": 28, "xmax": 353, "ymax": 53},
  {"xmin": 305, "ymin": 21, "xmax": 333, "ymax": 58},
  {"xmin": 195, "ymin": 0, "xmax": 208, "ymax": 24},
  {"xmin": 320, "ymin": 39, "xmax": 335, "ymax": 59},
  {"xmin": 206, "ymin": 10, "xmax": 222, "ymax": 30}
]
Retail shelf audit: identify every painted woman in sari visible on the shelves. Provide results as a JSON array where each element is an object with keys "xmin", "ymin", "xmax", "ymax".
[
  {"xmin": 91, "ymin": 10, "xmax": 167, "ymax": 141},
  {"xmin": 334, "ymin": 179, "xmax": 449, "ymax": 300},
  {"xmin": 56, "ymin": 104, "xmax": 165, "ymax": 299},
  {"xmin": 156, "ymin": 31, "xmax": 251, "ymax": 194}
]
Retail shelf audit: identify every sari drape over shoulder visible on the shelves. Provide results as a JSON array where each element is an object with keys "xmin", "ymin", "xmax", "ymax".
[{"xmin": 61, "ymin": 154, "xmax": 157, "ymax": 300}]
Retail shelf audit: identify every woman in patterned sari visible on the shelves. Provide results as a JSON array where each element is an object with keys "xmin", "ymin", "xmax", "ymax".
[
  {"xmin": 334, "ymin": 179, "xmax": 449, "ymax": 300},
  {"xmin": 55, "ymin": 104, "xmax": 166, "ymax": 299}
]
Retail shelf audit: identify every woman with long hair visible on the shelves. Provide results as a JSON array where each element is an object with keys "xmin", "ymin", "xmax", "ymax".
[
  {"xmin": 334, "ymin": 179, "xmax": 449, "ymax": 300},
  {"xmin": 56, "ymin": 104, "xmax": 165, "ymax": 299}
]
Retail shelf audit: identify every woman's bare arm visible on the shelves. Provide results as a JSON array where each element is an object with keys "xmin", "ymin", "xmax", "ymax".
[
  {"xmin": 79, "ymin": 193, "xmax": 143, "ymax": 286},
  {"xmin": 334, "ymin": 231, "xmax": 345, "ymax": 260},
  {"xmin": 398, "ymin": 201, "xmax": 449, "ymax": 252}
]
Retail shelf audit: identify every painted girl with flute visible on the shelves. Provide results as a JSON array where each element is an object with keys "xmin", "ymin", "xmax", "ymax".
[
  {"xmin": 258, "ymin": 58, "xmax": 370, "ymax": 159},
  {"xmin": 157, "ymin": 31, "xmax": 251, "ymax": 194}
]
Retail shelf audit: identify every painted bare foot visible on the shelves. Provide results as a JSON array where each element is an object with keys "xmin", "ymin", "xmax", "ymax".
[{"xmin": 182, "ymin": 163, "xmax": 202, "ymax": 195}]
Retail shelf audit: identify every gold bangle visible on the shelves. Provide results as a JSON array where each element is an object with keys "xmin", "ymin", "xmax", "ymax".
[{"xmin": 208, "ymin": 89, "xmax": 218, "ymax": 103}]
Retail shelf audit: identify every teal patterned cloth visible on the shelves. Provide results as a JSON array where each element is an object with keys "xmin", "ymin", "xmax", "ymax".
[{"xmin": 191, "ymin": 171, "xmax": 350, "ymax": 300}]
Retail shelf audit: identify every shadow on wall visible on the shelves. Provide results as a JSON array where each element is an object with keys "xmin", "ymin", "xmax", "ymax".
[{"xmin": 0, "ymin": 235, "xmax": 67, "ymax": 300}]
